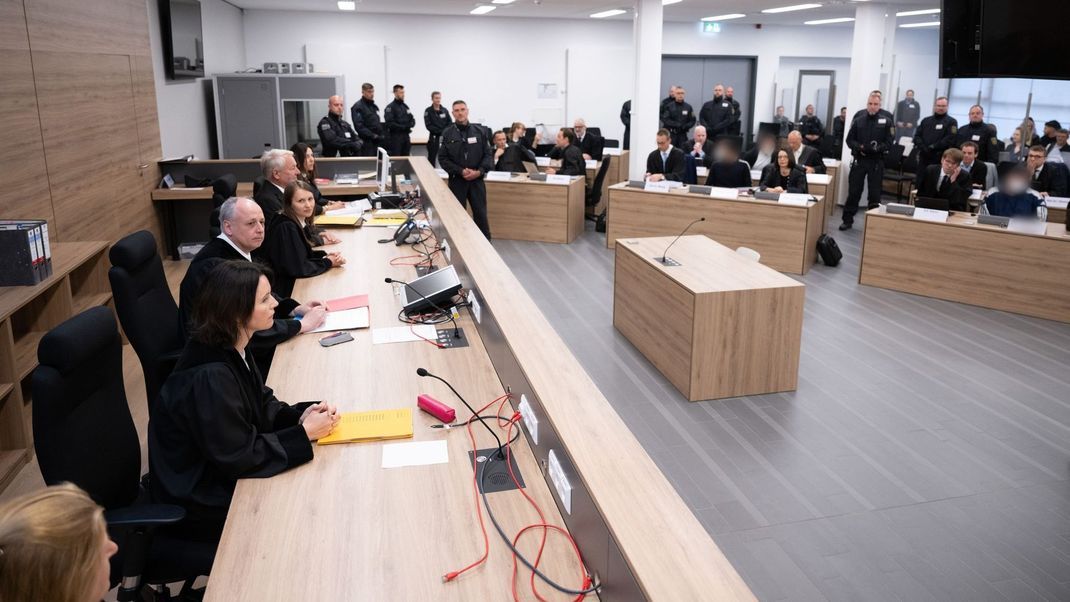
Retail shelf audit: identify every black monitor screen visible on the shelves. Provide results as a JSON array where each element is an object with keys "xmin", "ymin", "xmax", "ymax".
[
  {"xmin": 979, "ymin": 0, "xmax": 1070, "ymax": 79},
  {"xmin": 160, "ymin": 0, "xmax": 205, "ymax": 80}
]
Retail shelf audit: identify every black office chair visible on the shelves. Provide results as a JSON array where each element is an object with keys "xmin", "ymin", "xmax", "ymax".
[
  {"xmin": 588, "ymin": 126, "xmax": 602, "ymax": 137},
  {"xmin": 881, "ymin": 144, "xmax": 913, "ymax": 199},
  {"xmin": 253, "ymin": 175, "xmax": 266, "ymax": 198},
  {"xmin": 603, "ymin": 138, "xmax": 620, "ymax": 149},
  {"xmin": 585, "ymin": 156, "xmax": 612, "ymax": 219},
  {"xmin": 33, "ymin": 307, "xmax": 212, "ymax": 601},
  {"xmin": 207, "ymin": 174, "xmax": 238, "ymax": 238},
  {"xmin": 109, "ymin": 231, "xmax": 184, "ymax": 415}
]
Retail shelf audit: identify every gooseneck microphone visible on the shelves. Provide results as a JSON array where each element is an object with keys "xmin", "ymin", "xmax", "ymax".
[
  {"xmin": 417, "ymin": 368, "xmax": 504, "ymax": 458},
  {"xmin": 658, "ymin": 217, "xmax": 706, "ymax": 265},
  {"xmin": 385, "ymin": 277, "xmax": 460, "ymax": 338}
]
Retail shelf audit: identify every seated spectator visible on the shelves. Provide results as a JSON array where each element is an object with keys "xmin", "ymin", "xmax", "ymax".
[
  {"xmin": 1026, "ymin": 145, "xmax": 1069, "ymax": 197},
  {"xmin": 983, "ymin": 164, "xmax": 1046, "ymax": 217},
  {"xmin": 705, "ymin": 141, "xmax": 752, "ymax": 188}
]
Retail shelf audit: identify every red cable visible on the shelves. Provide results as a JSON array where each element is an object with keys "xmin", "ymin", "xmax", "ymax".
[{"xmin": 409, "ymin": 324, "xmax": 445, "ymax": 349}]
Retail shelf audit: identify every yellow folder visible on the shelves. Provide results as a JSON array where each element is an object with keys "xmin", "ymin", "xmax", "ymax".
[
  {"xmin": 316, "ymin": 408, "xmax": 414, "ymax": 445},
  {"xmin": 313, "ymin": 214, "xmax": 363, "ymax": 227}
]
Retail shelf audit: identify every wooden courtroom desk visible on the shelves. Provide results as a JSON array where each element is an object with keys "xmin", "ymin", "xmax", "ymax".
[
  {"xmin": 484, "ymin": 175, "xmax": 586, "ymax": 243},
  {"xmin": 904, "ymin": 189, "xmax": 1067, "ymax": 225},
  {"xmin": 540, "ymin": 150, "xmax": 630, "ymax": 216},
  {"xmin": 860, "ymin": 207, "xmax": 1070, "ymax": 323},
  {"xmin": 613, "ymin": 235, "xmax": 805, "ymax": 401},
  {"xmin": 206, "ymin": 157, "xmax": 756, "ymax": 601},
  {"xmin": 606, "ymin": 183, "xmax": 825, "ymax": 275}
]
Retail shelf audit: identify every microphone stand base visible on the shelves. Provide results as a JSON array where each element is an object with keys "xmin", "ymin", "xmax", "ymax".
[{"xmin": 653, "ymin": 257, "xmax": 682, "ymax": 267}]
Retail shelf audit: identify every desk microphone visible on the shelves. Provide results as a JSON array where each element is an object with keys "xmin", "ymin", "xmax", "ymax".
[
  {"xmin": 658, "ymin": 217, "xmax": 705, "ymax": 265},
  {"xmin": 384, "ymin": 277, "xmax": 460, "ymax": 338},
  {"xmin": 417, "ymin": 368, "xmax": 504, "ymax": 458}
]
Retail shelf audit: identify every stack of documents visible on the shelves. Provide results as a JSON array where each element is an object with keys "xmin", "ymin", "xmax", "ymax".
[{"xmin": 317, "ymin": 408, "xmax": 414, "ymax": 445}]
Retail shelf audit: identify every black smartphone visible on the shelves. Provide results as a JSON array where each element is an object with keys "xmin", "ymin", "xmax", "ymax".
[{"xmin": 318, "ymin": 332, "xmax": 354, "ymax": 347}]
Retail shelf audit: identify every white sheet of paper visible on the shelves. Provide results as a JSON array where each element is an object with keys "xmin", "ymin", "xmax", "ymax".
[
  {"xmin": 1007, "ymin": 217, "xmax": 1048, "ymax": 235},
  {"xmin": 535, "ymin": 156, "xmax": 551, "ymax": 167},
  {"xmin": 308, "ymin": 307, "xmax": 370, "ymax": 333},
  {"xmin": 969, "ymin": 189, "xmax": 985, "ymax": 201},
  {"xmin": 372, "ymin": 324, "xmax": 437, "ymax": 345},
  {"xmin": 584, "ymin": 159, "xmax": 598, "ymax": 169},
  {"xmin": 485, "ymin": 171, "xmax": 513, "ymax": 181},
  {"xmin": 381, "ymin": 440, "xmax": 449, "ymax": 469},
  {"xmin": 325, "ymin": 199, "xmax": 372, "ymax": 216},
  {"xmin": 912, "ymin": 208, "xmax": 949, "ymax": 222}
]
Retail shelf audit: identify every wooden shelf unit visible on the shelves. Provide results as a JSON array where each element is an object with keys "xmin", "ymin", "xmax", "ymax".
[{"xmin": 0, "ymin": 241, "xmax": 110, "ymax": 492}]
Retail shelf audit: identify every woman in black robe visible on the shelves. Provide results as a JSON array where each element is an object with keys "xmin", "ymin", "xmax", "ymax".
[{"xmin": 257, "ymin": 180, "xmax": 346, "ymax": 298}]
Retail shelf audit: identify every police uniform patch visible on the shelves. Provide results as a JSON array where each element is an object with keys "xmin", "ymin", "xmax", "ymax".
[{"xmin": 320, "ymin": 123, "xmax": 330, "ymax": 130}]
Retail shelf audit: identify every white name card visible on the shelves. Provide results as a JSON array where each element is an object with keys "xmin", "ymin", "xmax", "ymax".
[
  {"xmin": 603, "ymin": 147, "xmax": 622, "ymax": 156},
  {"xmin": 535, "ymin": 156, "xmax": 551, "ymax": 167},
  {"xmin": 585, "ymin": 159, "xmax": 598, "ymax": 169},
  {"xmin": 709, "ymin": 186, "xmax": 739, "ymax": 200},
  {"xmin": 1044, "ymin": 196, "xmax": 1069, "ymax": 210},
  {"xmin": 696, "ymin": 166, "xmax": 709, "ymax": 178},
  {"xmin": 485, "ymin": 171, "xmax": 513, "ymax": 181},
  {"xmin": 644, "ymin": 180, "xmax": 673, "ymax": 192},
  {"xmin": 822, "ymin": 158, "xmax": 839, "ymax": 167},
  {"xmin": 806, "ymin": 173, "xmax": 831, "ymax": 185},
  {"xmin": 545, "ymin": 174, "xmax": 572, "ymax": 185},
  {"xmin": 779, "ymin": 193, "xmax": 811, "ymax": 206},
  {"xmin": 913, "ymin": 208, "xmax": 949, "ymax": 222}
]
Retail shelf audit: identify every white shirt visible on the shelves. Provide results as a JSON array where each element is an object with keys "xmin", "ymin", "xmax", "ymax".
[
  {"xmin": 792, "ymin": 147, "xmax": 803, "ymax": 164},
  {"xmin": 753, "ymin": 151, "xmax": 773, "ymax": 172},
  {"xmin": 218, "ymin": 232, "xmax": 252, "ymax": 261}
]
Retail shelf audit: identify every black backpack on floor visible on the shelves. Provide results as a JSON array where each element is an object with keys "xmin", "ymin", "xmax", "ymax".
[
  {"xmin": 595, "ymin": 209, "xmax": 607, "ymax": 233},
  {"xmin": 816, "ymin": 234, "xmax": 842, "ymax": 266}
]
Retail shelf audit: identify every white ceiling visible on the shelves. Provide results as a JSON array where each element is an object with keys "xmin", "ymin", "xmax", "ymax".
[{"xmin": 230, "ymin": 0, "xmax": 943, "ymax": 27}]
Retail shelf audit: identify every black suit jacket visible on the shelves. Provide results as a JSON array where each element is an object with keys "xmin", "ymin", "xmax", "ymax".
[
  {"xmin": 759, "ymin": 164, "xmax": 809, "ymax": 194},
  {"xmin": 256, "ymin": 216, "xmax": 332, "ymax": 299},
  {"xmin": 796, "ymin": 146, "xmax": 826, "ymax": 174},
  {"xmin": 253, "ymin": 181, "xmax": 285, "ymax": 217},
  {"xmin": 575, "ymin": 133, "xmax": 604, "ymax": 160},
  {"xmin": 918, "ymin": 165, "xmax": 974, "ymax": 211},
  {"xmin": 494, "ymin": 142, "xmax": 536, "ymax": 173},
  {"xmin": 646, "ymin": 147, "xmax": 686, "ymax": 182},
  {"xmin": 1031, "ymin": 162, "xmax": 1069, "ymax": 197},
  {"xmin": 705, "ymin": 161, "xmax": 752, "ymax": 188},
  {"xmin": 549, "ymin": 144, "xmax": 586, "ymax": 176},
  {"xmin": 686, "ymin": 139, "xmax": 716, "ymax": 168},
  {"xmin": 962, "ymin": 161, "xmax": 988, "ymax": 188}
]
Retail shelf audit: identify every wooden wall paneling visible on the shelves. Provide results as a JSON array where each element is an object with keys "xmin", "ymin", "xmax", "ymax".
[
  {"xmin": 129, "ymin": 53, "xmax": 164, "ymax": 245},
  {"xmin": 24, "ymin": 0, "xmax": 148, "ymax": 56},
  {"xmin": 33, "ymin": 51, "xmax": 142, "ymax": 243}
]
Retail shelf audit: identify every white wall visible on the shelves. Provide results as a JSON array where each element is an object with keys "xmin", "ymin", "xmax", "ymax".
[{"xmin": 148, "ymin": 0, "xmax": 246, "ymax": 159}]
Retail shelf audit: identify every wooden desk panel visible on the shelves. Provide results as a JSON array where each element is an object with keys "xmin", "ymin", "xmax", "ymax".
[
  {"xmin": 606, "ymin": 185, "xmax": 824, "ymax": 274},
  {"xmin": 151, "ymin": 181, "xmax": 377, "ymax": 201},
  {"xmin": 860, "ymin": 209, "xmax": 1070, "ymax": 323},
  {"xmin": 484, "ymin": 176, "xmax": 585, "ymax": 243}
]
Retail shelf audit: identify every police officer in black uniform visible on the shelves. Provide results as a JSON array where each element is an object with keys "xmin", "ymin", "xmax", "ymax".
[
  {"xmin": 620, "ymin": 100, "xmax": 631, "ymax": 151},
  {"xmin": 956, "ymin": 105, "xmax": 1000, "ymax": 164},
  {"xmin": 660, "ymin": 87, "xmax": 696, "ymax": 149},
  {"xmin": 438, "ymin": 100, "xmax": 494, "ymax": 239},
  {"xmin": 350, "ymin": 82, "xmax": 384, "ymax": 157},
  {"xmin": 317, "ymin": 95, "xmax": 362, "ymax": 157},
  {"xmin": 797, "ymin": 104, "xmax": 824, "ymax": 148},
  {"xmin": 423, "ymin": 91, "xmax": 451, "ymax": 167},
  {"xmin": 912, "ymin": 96, "xmax": 958, "ymax": 188},
  {"xmin": 699, "ymin": 84, "xmax": 733, "ymax": 140},
  {"xmin": 725, "ymin": 86, "xmax": 743, "ymax": 137},
  {"xmin": 382, "ymin": 84, "xmax": 415, "ymax": 157},
  {"xmin": 840, "ymin": 93, "xmax": 896, "ymax": 231}
]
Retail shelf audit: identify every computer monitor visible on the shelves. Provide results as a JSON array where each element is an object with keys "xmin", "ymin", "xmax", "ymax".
[
  {"xmin": 400, "ymin": 265, "xmax": 463, "ymax": 314},
  {"xmin": 376, "ymin": 147, "xmax": 392, "ymax": 192},
  {"xmin": 916, "ymin": 196, "xmax": 950, "ymax": 212}
]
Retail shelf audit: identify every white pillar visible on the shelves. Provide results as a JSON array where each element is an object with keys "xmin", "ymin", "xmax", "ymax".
[
  {"xmin": 629, "ymin": 0, "xmax": 663, "ymax": 177},
  {"xmin": 837, "ymin": 3, "xmax": 895, "ymax": 206}
]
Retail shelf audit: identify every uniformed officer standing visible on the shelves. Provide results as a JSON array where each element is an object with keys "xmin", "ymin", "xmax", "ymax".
[
  {"xmin": 895, "ymin": 90, "xmax": 921, "ymax": 139},
  {"xmin": 797, "ymin": 104, "xmax": 824, "ymax": 147},
  {"xmin": 438, "ymin": 100, "xmax": 493, "ymax": 240},
  {"xmin": 725, "ymin": 86, "xmax": 743, "ymax": 136},
  {"xmin": 955, "ymin": 105, "xmax": 1000, "ymax": 164},
  {"xmin": 912, "ymin": 96, "xmax": 958, "ymax": 187},
  {"xmin": 317, "ymin": 95, "xmax": 362, "ymax": 157},
  {"xmin": 423, "ymin": 91, "xmax": 451, "ymax": 167},
  {"xmin": 699, "ymin": 84, "xmax": 733, "ymax": 139},
  {"xmin": 350, "ymin": 82, "xmax": 384, "ymax": 156},
  {"xmin": 620, "ymin": 100, "xmax": 631, "ymax": 151},
  {"xmin": 840, "ymin": 93, "xmax": 896, "ymax": 231},
  {"xmin": 382, "ymin": 84, "xmax": 415, "ymax": 157},
  {"xmin": 660, "ymin": 87, "xmax": 696, "ymax": 149}
]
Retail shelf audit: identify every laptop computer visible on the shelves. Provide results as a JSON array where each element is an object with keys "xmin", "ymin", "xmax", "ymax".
[
  {"xmin": 522, "ymin": 161, "xmax": 540, "ymax": 176},
  {"xmin": 915, "ymin": 196, "xmax": 950, "ymax": 212}
]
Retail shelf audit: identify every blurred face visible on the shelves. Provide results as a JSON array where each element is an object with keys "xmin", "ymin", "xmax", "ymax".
[
  {"xmin": 962, "ymin": 145, "xmax": 977, "ymax": 164},
  {"xmin": 934, "ymin": 99, "xmax": 948, "ymax": 115},
  {"xmin": 941, "ymin": 154, "xmax": 961, "ymax": 175},
  {"xmin": 714, "ymin": 85, "xmax": 724, "ymax": 98},
  {"xmin": 452, "ymin": 103, "xmax": 468, "ymax": 124},
  {"xmin": 1027, "ymin": 149, "xmax": 1046, "ymax": 171},
  {"xmin": 867, "ymin": 96, "xmax": 880, "ymax": 115},
  {"xmin": 719, "ymin": 146, "xmax": 738, "ymax": 163},
  {"xmin": 90, "ymin": 528, "xmax": 118, "ymax": 602},
  {"xmin": 223, "ymin": 200, "xmax": 266, "ymax": 252},
  {"xmin": 1044, "ymin": 125, "xmax": 1055, "ymax": 137},
  {"xmin": 362, "ymin": 87, "xmax": 374, "ymax": 100},
  {"xmin": 246, "ymin": 276, "xmax": 279, "ymax": 334},
  {"xmin": 1058, "ymin": 131, "xmax": 1069, "ymax": 146},
  {"xmin": 787, "ymin": 132, "xmax": 802, "ymax": 151},
  {"xmin": 431, "ymin": 92, "xmax": 441, "ymax": 107},
  {"xmin": 656, "ymin": 134, "xmax": 670, "ymax": 151},
  {"xmin": 1005, "ymin": 175, "xmax": 1029, "ymax": 194},
  {"xmin": 573, "ymin": 121, "xmax": 586, "ymax": 137},
  {"xmin": 694, "ymin": 127, "xmax": 707, "ymax": 144},
  {"xmin": 777, "ymin": 150, "xmax": 790, "ymax": 168},
  {"xmin": 273, "ymin": 154, "xmax": 299, "ymax": 186},
  {"xmin": 302, "ymin": 146, "xmax": 315, "ymax": 172},
  {"xmin": 290, "ymin": 187, "xmax": 316, "ymax": 219},
  {"xmin": 806, "ymin": 105, "xmax": 814, "ymax": 116},
  {"xmin": 394, "ymin": 87, "xmax": 404, "ymax": 101},
  {"xmin": 328, "ymin": 96, "xmax": 344, "ymax": 116},
  {"xmin": 759, "ymin": 136, "xmax": 776, "ymax": 154},
  {"xmin": 493, "ymin": 132, "xmax": 506, "ymax": 149},
  {"xmin": 969, "ymin": 106, "xmax": 983, "ymax": 123}
]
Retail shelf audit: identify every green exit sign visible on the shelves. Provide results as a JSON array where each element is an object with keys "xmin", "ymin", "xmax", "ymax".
[{"xmin": 701, "ymin": 21, "xmax": 722, "ymax": 33}]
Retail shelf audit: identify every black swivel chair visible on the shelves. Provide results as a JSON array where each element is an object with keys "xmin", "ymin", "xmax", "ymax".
[
  {"xmin": 33, "ymin": 307, "xmax": 213, "ymax": 601},
  {"xmin": 881, "ymin": 144, "xmax": 913, "ymax": 200},
  {"xmin": 585, "ymin": 155, "xmax": 612, "ymax": 213},
  {"xmin": 253, "ymin": 175, "xmax": 266, "ymax": 198},
  {"xmin": 208, "ymin": 174, "xmax": 238, "ymax": 238},
  {"xmin": 109, "ymin": 231, "xmax": 184, "ymax": 415}
]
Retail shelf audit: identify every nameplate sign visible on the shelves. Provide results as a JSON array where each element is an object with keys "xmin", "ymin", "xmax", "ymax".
[
  {"xmin": 709, "ymin": 186, "xmax": 740, "ymax": 200},
  {"xmin": 545, "ymin": 174, "xmax": 572, "ymax": 185},
  {"xmin": 485, "ymin": 171, "xmax": 513, "ymax": 181},
  {"xmin": 585, "ymin": 159, "xmax": 598, "ymax": 169},
  {"xmin": 912, "ymin": 208, "xmax": 949, "ymax": 222},
  {"xmin": 1045, "ymin": 196, "xmax": 1069, "ymax": 210},
  {"xmin": 806, "ymin": 173, "xmax": 831, "ymax": 185},
  {"xmin": 644, "ymin": 180, "xmax": 673, "ymax": 192},
  {"xmin": 535, "ymin": 156, "xmax": 551, "ymax": 167},
  {"xmin": 750, "ymin": 169, "xmax": 763, "ymax": 181},
  {"xmin": 603, "ymin": 148, "xmax": 622, "ymax": 156},
  {"xmin": 778, "ymin": 193, "xmax": 811, "ymax": 206}
]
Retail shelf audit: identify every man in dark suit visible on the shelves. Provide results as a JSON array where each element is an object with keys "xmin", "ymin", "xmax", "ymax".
[
  {"xmin": 786, "ymin": 131, "xmax": 825, "ymax": 174},
  {"xmin": 1026, "ymin": 145, "xmax": 1069, "ymax": 197},
  {"xmin": 547, "ymin": 128, "xmax": 586, "ymax": 176},
  {"xmin": 254, "ymin": 148, "xmax": 299, "ymax": 216},
  {"xmin": 959, "ymin": 141, "xmax": 988, "ymax": 189},
  {"xmin": 686, "ymin": 125, "xmax": 716, "ymax": 168},
  {"xmin": 917, "ymin": 148, "xmax": 973, "ymax": 211},
  {"xmin": 572, "ymin": 118, "xmax": 604, "ymax": 160},
  {"xmin": 660, "ymin": 87, "xmax": 696, "ymax": 149},
  {"xmin": 350, "ymin": 82, "xmax": 384, "ymax": 156},
  {"xmin": 645, "ymin": 129, "xmax": 686, "ymax": 182},
  {"xmin": 179, "ymin": 197, "xmax": 327, "ymax": 373},
  {"xmin": 383, "ymin": 84, "xmax": 415, "ymax": 156},
  {"xmin": 699, "ymin": 84, "xmax": 733, "ymax": 139}
]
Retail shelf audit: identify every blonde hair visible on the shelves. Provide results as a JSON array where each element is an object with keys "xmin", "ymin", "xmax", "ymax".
[{"xmin": 0, "ymin": 483, "xmax": 108, "ymax": 602}]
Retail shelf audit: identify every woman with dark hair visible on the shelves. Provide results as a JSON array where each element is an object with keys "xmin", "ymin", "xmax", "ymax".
[
  {"xmin": 290, "ymin": 142, "xmax": 343, "ymax": 246},
  {"xmin": 760, "ymin": 148, "xmax": 809, "ymax": 194},
  {"xmin": 149, "ymin": 260, "xmax": 339, "ymax": 545},
  {"xmin": 258, "ymin": 180, "xmax": 346, "ymax": 297}
]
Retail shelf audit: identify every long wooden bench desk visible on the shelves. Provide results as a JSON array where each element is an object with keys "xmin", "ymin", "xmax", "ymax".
[
  {"xmin": 485, "ymin": 175, "xmax": 585, "ymax": 244},
  {"xmin": 538, "ymin": 150, "xmax": 631, "ymax": 216},
  {"xmin": 859, "ymin": 207, "xmax": 1070, "ymax": 323},
  {"xmin": 606, "ymin": 183, "xmax": 825, "ymax": 275},
  {"xmin": 206, "ymin": 157, "xmax": 755, "ymax": 601}
]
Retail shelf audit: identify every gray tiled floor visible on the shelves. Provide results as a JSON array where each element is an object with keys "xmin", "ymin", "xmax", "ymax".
[{"xmin": 492, "ymin": 208, "xmax": 1070, "ymax": 601}]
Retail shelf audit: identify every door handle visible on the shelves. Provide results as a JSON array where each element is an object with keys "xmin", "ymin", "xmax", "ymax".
[{"xmin": 138, "ymin": 164, "xmax": 149, "ymax": 169}]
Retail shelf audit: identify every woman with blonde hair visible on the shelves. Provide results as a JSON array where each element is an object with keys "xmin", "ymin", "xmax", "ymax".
[{"xmin": 0, "ymin": 483, "xmax": 117, "ymax": 602}]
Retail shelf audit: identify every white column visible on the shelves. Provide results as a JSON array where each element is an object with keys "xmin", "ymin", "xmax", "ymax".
[
  {"xmin": 629, "ymin": 0, "xmax": 663, "ymax": 177},
  {"xmin": 838, "ymin": 3, "xmax": 894, "ymax": 204}
]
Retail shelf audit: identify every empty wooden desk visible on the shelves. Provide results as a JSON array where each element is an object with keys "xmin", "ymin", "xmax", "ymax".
[
  {"xmin": 483, "ymin": 175, "xmax": 585, "ymax": 243},
  {"xmin": 613, "ymin": 235, "xmax": 805, "ymax": 401},
  {"xmin": 860, "ymin": 207, "xmax": 1070, "ymax": 323},
  {"xmin": 606, "ymin": 184, "xmax": 825, "ymax": 274}
]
